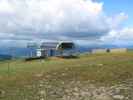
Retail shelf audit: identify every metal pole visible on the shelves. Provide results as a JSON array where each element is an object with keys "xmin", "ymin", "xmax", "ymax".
[{"xmin": 7, "ymin": 61, "xmax": 10, "ymax": 77}]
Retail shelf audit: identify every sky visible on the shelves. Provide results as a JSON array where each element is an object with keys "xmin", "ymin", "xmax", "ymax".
[
  {"xmin": 0, "ymin": 0, "xmax": 132, "ymax": 47},
  {"xmin": 98, "ymin": 0, "xmax": 133, "ymax": 46},
  {"xmin": 99, "ymin": 0, "xmax": 133, "ymax": 27}
]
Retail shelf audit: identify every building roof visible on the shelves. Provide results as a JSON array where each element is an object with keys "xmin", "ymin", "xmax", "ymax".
[
  {"xmin": 40, "ymin": 41, "xmax": 75, "ymax": 50},
  {"xmin": 40, "ymin": 42, "xmax": 59, "ymax": 50}
]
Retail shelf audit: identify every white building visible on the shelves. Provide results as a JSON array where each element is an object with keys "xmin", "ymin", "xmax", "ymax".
[{"xmin": 36, "ymin": 41, "xmax": 75, "ymax": 57}]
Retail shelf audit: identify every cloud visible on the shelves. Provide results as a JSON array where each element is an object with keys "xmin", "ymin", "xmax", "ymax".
[
  {"xmin": 0, "ymin": 0, "xmax": 128, "ymax": 47},
  {"xmin": 101, "ymin": 27, "xmax": 133, "ymax": 46},
  {"xmin": 106, "ymin": 12, "xmax": 128, "ymax": 29}
]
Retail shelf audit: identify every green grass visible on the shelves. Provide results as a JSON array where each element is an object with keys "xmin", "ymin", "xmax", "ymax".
[
  {"xmin": 0, "ymin": 52, "xmax": 133, "ymax": 83},
  {"xmin": 0, "ymin": 52, "xmax": 133, "ymax": 99}
]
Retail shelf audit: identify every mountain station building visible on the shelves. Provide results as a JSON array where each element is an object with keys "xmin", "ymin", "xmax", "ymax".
[{"xmin": 36, "ymin": 41, "xmax": 75, "ymax": 57}]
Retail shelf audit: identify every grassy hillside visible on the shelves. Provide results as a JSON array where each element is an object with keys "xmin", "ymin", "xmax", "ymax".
[{"xmin": 0, "ymin": 52, "xmax": 133, "ymax": 100}]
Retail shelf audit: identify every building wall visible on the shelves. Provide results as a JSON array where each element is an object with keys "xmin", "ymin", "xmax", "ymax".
[
  {"xmin": 36, "ymin": 49, "xmax": 48, "ymax": 57},
  {"xmin": 91, "ymin": 49, "xmax": 107, "ymax": 54},
  {"xmin": 91, "ymin": 48, "xmax": 127, "ymax": 54},
  {"xmin": 109, "ymin": 48, "xmax": 127, "ymax": 53},
  {"xmin": 36, "ymin": 49, "xmax": 75, "ymax": 57}
]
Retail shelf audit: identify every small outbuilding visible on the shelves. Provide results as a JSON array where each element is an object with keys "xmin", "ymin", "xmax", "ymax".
[
  {"xmin": 91, "ymin": 48, "xmax": 127, "ymax": 54},
  {"xmin": 109, "ymin": 48, "xmax": 127, "ymax": 53},
  {"xmin": 37, "ymin": 41, "xmax": 75, "ymax": 57},
  {"xmin": 91, "ymin": 49, "xmax": 107, "ymax": 54}
]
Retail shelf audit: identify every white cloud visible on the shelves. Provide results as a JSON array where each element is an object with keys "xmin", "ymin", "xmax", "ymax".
[
  {"xmin": 0, "ymin": 0, "xmax": 14, "ymax": 13},
  {"xmin": 101, "ymin": 27, "xmax": 133, "ymax": 46},
  {"xmin": 0, "ymin": 0, "xmax": 129, "ymax": 47},
  {"xmin": 106, "ymin": 12, "xmax": 128, "ymax": 29}
]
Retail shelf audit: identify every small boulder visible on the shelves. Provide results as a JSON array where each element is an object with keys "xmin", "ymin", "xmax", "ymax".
[
  {"xmin": 93, "ymin": 93, "xmax": 113, "ymax": 100},
  {"xmin": 113, "ymin": 95, "xmax": 124, "ymax": 100},
  {"xmin": 0, "ymin": 90, "xmax": 5, "ymax": 98}
]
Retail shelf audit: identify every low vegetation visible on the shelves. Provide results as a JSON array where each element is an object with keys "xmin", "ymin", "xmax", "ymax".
[{"xmin": 0, "ymin": 52, "xmax": 133, "ymax": 100}]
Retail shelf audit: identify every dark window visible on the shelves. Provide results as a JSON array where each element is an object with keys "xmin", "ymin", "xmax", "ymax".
[{"xmin": 61, "ymin": 43, "xmax": 74, "ymax": 49}]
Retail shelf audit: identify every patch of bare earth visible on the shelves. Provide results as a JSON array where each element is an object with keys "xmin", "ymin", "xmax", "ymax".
[{"xmin": 2, "ymin": 70, "xmax": 133, "ymax": 100}]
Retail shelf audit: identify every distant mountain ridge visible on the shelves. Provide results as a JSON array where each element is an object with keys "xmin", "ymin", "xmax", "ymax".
[
  {"xmin": 0, "ymin": 47, "xmax": 36, "ymax": 58},
  {"xmin": 0, "ymin": 44, "xmax": 132, "ymax": 58},
  {"xmin": 0, "ymin": 54, "xmax": 12, "ymax": 60}
]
